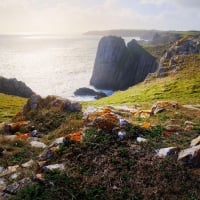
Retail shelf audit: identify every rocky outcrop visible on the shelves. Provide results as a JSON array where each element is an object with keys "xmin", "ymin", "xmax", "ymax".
[
  {"xmin": 74, "ymin": 87, "xmax": 107, "ymax": 99},
  {"xmin": 90, "ymin": 36, "xmax": 158, "ymax": 90},
  {"xmin": 157, "ymin": 36, "xmax": 200, "ymax": 77},
  {"xmin": 23, "ymin": 95, "xmax": 82, "ymax": 116},
  {"xmin": 151, "ymin": 33, "xmax": 180, "ymax": 45},
  {"xmin": 0, "ymin": 76, "xmax": 34, "ymax": 98}
]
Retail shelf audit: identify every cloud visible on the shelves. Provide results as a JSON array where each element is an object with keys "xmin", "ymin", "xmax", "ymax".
[{"xmin": 0, "ymin": 0, "xmax": 199, "ymax": 34}]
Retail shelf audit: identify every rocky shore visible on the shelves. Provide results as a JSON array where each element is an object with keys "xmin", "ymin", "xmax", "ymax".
[{"xmin": 0, "ymin": 77, "xmax": 34, "ymax": 98}]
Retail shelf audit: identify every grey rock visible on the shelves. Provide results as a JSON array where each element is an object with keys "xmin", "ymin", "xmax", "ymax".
[
  {"xmin": 156, "ymin": 147, "xmax": 177, "ymax": 158},
  {"xmin": 43, "ymin": 164, "xmax": 65, "ymax": 171},
  {"xmin": 0, "ymin": 165, "xmax": 19, "ymax": 178},
  {"xmin": 0, "ymin": 167, "xmax": 5, "ymax": 174},
  {"xmin": 23, "ymin": 95, "xmax": 82, "ymax": 115},
  {"xmin": 50, "ymin": 137, "xmax": 65, "ymax": 147},
  {"xmin": 74, "ymin": 87, "xmax": 107, "ymax": 99},
  {"xmin": 0, "ymin": 178, "xmax": 6, "ymax": 191},
  {"xmin": 0, "ymin": 76, "xmax": 34, "ymax": 98},
  {"xmin": 4, "ymin": 178, "xmax": 32, "ymax": 194},
  {"xmin": 90, "ymin": 36, "xmax": 157, "ymax": 90},
  {"xmin": 178, "ymin": 144, "xmax": 200, "ymax": 167},
  {"xmin": 21, "ymin": 159, "xmax": 35, "ymax": 168},
  {"xmin": 30, "ymin": 141, "xmax": 47, "ymax": 148}
]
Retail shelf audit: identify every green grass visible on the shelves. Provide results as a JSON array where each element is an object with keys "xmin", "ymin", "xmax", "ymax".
[
  {"xmin": 0, "ymin": 93, "xmax": 27, "ymax": 122},
  {"xmin": 83, "ymin": 54, "xmax": 200, "ymax": 108}
]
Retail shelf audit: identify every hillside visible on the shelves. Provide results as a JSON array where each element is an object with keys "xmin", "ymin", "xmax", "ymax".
[
  {"xmin": 85, "ymin": 53, "xmax": 200, "ymax": 107},
  {"xmin": 0, "ymin": 94, "xmax": 26, "ymax": 122},
  {"xmin": 0, "ymin": 36, "xmax": 200, "ymax": 200}
]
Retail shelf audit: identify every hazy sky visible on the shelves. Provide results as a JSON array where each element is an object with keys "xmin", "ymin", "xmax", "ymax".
[{"xmin": 0, "ymin": 0, "xmax": 200, "ymax": 34}]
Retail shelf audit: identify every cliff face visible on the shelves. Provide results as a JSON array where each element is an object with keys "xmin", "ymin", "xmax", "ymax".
[
  {"xmin": 0, "ymin": 76, "xmax": 34, "ymax": 98},
  {"xmin": 90, "ymin": 36, "xmax": 158, "ymax": 90}
]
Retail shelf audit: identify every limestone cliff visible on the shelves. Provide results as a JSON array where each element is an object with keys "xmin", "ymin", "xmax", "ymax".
[
  {"xmin": 0, "ymin": 76, "xmax": 34, "ymax": 98},
  {"xmin": 90, "ymin": 36, "xmax": 158, "ymax": 90}
]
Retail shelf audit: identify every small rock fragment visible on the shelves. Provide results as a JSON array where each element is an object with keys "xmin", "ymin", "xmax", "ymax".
[
  {"xmin": 156, "ymin": 147, "xmax": 176, "ymax": 158},
  {"xmin": 4, "ymin": 178, "xmax": 32, "ymax": 194},
  {"xmin": 21, "ymin": 159, "xmax": 35, "ymax": 168},
  {"xmin": 136, "ymin": 137, "xmax": 148, "ymax": 143},
  {"xmin": 43, "ymin": 164, "xmax": 65, "ymax": 171},
  {"xmin": 0, "ymin": 178, "xmax": 6, "ymax": 191},
  {"xmin": 178, "ymin": 145, "xmax": 200, "ymax": 167},
  {"xmin": 118, "ymin": 131, "xmax": 126, "ymax": 140},
  {"xmin": 30, "ymin": 141, "xmax": 47, "ymax": 148},
  {"xmin": 191, "ymin": 136, "xmax": 200, "ymax": 147},
  {"xmin": 50, "ymin": 137, "xmax": 65, "ymax": 147}
]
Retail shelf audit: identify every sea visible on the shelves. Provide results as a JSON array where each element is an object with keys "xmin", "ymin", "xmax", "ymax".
[{"xmin": 0, "ymin": 34, "xmax": 135, "ymax": 100}]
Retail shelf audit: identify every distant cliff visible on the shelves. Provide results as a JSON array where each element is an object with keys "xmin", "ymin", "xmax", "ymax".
[
  {"xmin": 84, "ymin": 29, "xmax": 159, "ymax": 40},
  {"xmin": 90, "ymin": 36, "xmax": 158, "ymax": 90},
  {"xmin": 0, "ymin": 77, "xmax": 34, "ymax": 98}
]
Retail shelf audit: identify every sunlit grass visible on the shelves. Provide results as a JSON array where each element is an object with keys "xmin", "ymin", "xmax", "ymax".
[
  {"xmin": 0, "ymin": 93, "xmax": 27, "ymax": 122},
  {"xmin": 83, "ymin": 54, "xmax": 200, "ymax": 108}
]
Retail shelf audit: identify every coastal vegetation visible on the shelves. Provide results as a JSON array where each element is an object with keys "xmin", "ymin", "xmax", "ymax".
[{"xmin": 0, "ymin": 33, "xmax": 200, "ymax": 199}]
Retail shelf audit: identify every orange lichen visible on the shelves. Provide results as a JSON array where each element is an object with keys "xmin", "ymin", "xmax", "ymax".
[
  {"xmin": 66, "ymin": 131, "xmax": 82, "ymax": 142},
  {"xmin": 15, "ymin": 132, "xmax": 30, "ymax": 140},
  {"xmin": 141, "ymin": 122, "xmax": 151, "ymax": 129}
]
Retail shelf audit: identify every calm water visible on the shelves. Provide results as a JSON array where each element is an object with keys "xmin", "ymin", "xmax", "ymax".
[{"xmin": 0, "ymin": 35, "xmax": 134, "ymax": 100}]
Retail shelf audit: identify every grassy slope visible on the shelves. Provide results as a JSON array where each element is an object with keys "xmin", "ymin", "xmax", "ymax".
[
  {"xmin": 84, "ymin": 54, "xmax": 200, "ymax": 108},
  {"xmin": 0, "ymin": 93, "xmax": 26, "ymax": 122}
]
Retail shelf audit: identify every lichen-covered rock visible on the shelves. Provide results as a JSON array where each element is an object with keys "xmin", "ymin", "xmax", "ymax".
[
  {"xmin": 152, "ymin": 101, "xmax": 179, "ymax": 114},
  {"xmin": 23, "ymin": 95, "xmax": 82, "ymax": 116},
  {"xmin": 3, "ymin": 121, "xmax": 29, "ymax": 134},
  {"xmin": 0, "ymin": 76, "xmax": 34, "ymax": 98},
  {"xmin": 157, "ymin": 36, "xmax": 200, "ymax": 77},
  {"xmin": 90, "ymin": 36, "xmax": 157, "ymax": 90}
]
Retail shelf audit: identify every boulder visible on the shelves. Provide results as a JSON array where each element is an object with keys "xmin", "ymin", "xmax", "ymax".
[
  {"xmin": 156, "ymin": 147, "xmax": 177, "ymax": 158},
  {"xmin": 4, "ymin": 178, "xmax": 32, "ymax": 194},
  {"xmin": 23, "ymin": 95, "xmax": 82, "ymax": 115},
  {"xmin": 43, "ymin": 164, "xmax": 65, "ymax": 171},
  {"xmin": 190, "ymin": 136, "xmax": 200, "ymax": 147},
  {"xmin": 30, "ymin": 141, "xmax": 47, "ymax": 148},
  {"xmin": 90, "ymin": 36, "xmax": 157, "ymax": 90},
  {"xmin": 0, "ymin": 76, "xmax": 34, "ymax": 98},
  {"xmin": 74, "ymin": 87, "xmax": 107, "ymax": 99},
  {"xmin": 178, "ymin": 145, "xmax": 200, "ymax": 167}
]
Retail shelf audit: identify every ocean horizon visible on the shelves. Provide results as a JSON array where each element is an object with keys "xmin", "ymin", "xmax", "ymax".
[{"xmin": 0, "ymin": 34, "xmax": 136, "ymax": 100}]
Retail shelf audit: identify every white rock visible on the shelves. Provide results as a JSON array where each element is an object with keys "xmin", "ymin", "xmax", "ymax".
[
  {"xmin": 0, "ymin": 167, "xmax": 5, "ymax": 174},
  {"xmin": 50, "ymin": 137, "xmax": 65, "ymax": 147},
  {"xmin": 136, "ymin": 137, "xmax": 147, "ymax": 143},
  {"xmin": 178, "ymin": 144, "xmax": 200, "ymax": 161},
  {"xmin": 44, "ymin": 164, "xmax": 65, "ymax": 171},
  {"xmin": 10, "ymin": 173, "xmax": 20, "ymax": 180},
  {"xmin": 0, "ymin": 178, "xmax": 6, "ymax": 191},
  {"xmin": 22, "ymin": 159, "xmax": 35, "ymax": 168},
  {"xmin": 0, "ymin": 165, "xmax": 19, "ymax": 177},
  {"xmin": 190, "ymin": 136, "xmax": 200, "ymax": 147},
  {"xmin": 184, "ymin": 121, "xmax": 196, "ymax": 126},
  {"xmin": 156, "ymin": 147, "xmax": 176, "ymax": 158},
  {"xmin": 119, "ymin": 119, "xmax": 129, "ymax": 126},
  {"xmin": 117, "ymin": 131, "xmax": 126, "ymax": 139},
  {"xmin": 30, "ymin": 141, "xmax": 47, "ymax": 148}
]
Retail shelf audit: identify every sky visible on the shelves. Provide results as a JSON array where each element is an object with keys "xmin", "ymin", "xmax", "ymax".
[{"xmin": 0, "ymin": 0, "xmax": 200, "ymax": 34}]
